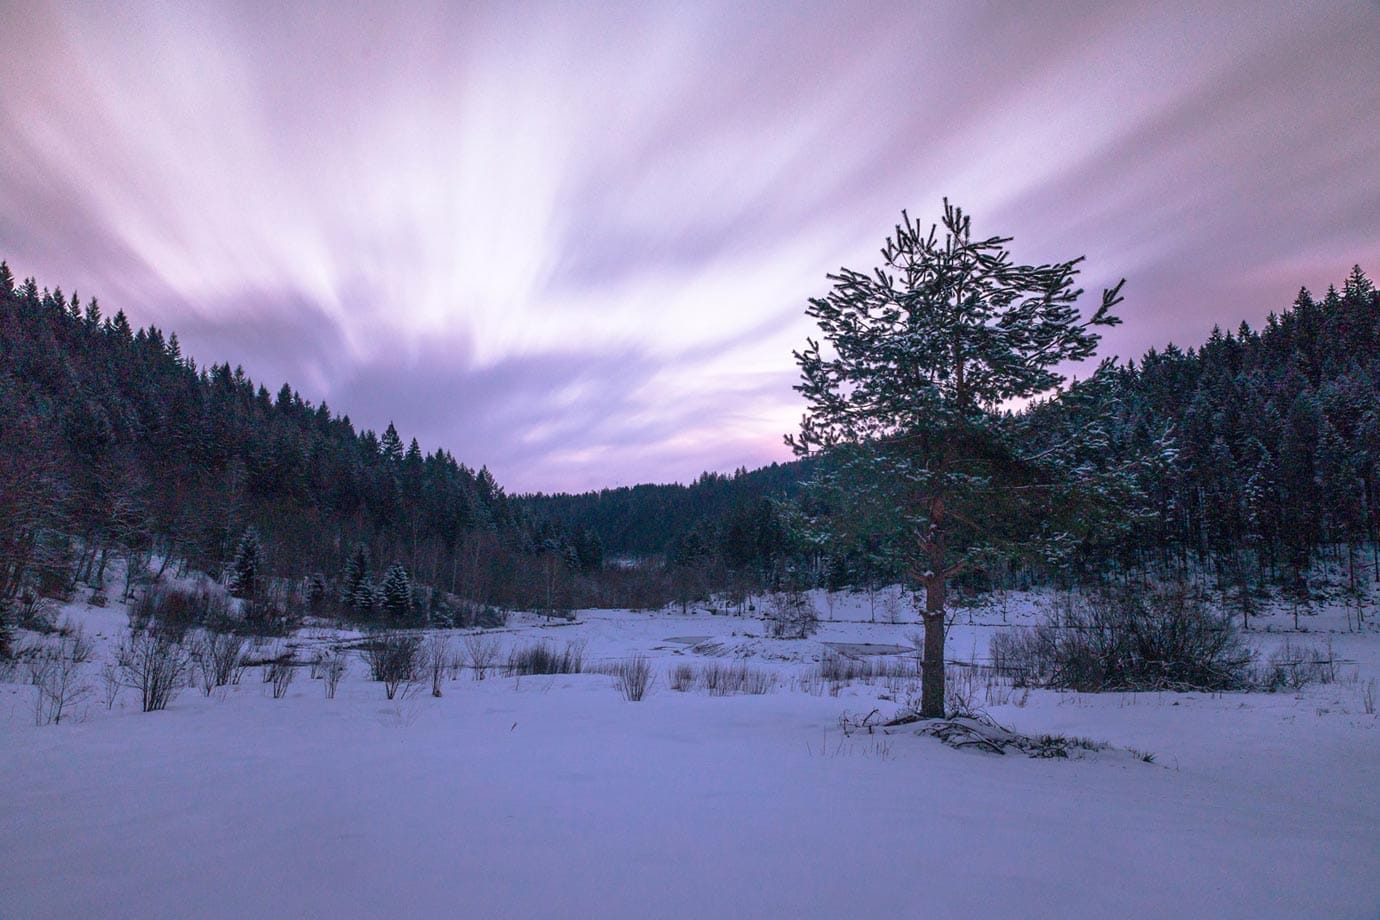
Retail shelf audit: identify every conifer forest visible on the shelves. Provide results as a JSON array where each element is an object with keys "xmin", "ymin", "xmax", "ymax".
[{"xmin": 5, "ymin": 259, "xmax": 1377, "ymax": 627}]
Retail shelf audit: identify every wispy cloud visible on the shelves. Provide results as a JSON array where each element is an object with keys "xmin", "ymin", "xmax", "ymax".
[{"xmin": 2, "ymin": 0, "xmax": 1377, "ymax": 490}]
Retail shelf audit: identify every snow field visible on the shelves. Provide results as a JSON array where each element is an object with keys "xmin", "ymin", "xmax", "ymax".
[{"xmin": 2, "ymin": 590, "xmax": 1378, "ymax": 919}]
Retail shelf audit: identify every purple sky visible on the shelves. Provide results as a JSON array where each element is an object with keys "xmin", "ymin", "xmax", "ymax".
[{"xmin": 2, "ymin": 2, "xmax": 1377, "ymax": 493}]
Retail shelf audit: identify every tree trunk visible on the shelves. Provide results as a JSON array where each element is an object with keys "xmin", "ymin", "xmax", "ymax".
[
  {"xmin": 920, "ymin": 574, "xmax": 946, "ymax": 718},
  {"xmin": 95, "ymin": 544, "xmax": 110, "ymax": 583}
]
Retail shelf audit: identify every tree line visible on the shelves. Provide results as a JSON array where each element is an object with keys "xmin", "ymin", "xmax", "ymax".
[
  {"xmin": 1027, "ymin": 266, "xmax": 1380, "ymax": 604},
  {"xmin": 0, "ymin": 262, "xmax": 604, "ymax": 622},
  {"xmin": 2, "ymin": 255, "xmax": 1376, "ymax": 632},
  {"xmin": 527, "ymin": 263, "xmax": 1380, "ymax": 616}
]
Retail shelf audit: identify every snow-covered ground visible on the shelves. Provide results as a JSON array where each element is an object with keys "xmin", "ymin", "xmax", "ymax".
[{"xmin": 2, "ymin": 588, "xmax": 1378, "ymax": 919}]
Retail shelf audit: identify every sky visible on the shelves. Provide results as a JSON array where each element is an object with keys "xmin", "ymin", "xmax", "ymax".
[{"xmin": 2, "ymin": 1, "xmax": 1378, "ymax": 493}]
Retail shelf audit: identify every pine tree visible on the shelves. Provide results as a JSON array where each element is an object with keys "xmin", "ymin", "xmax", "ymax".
[
  {"xmin": 381, "ymin": 562, "xmax": 412, "ymax": 619},
  {"xmin": 789, "ymin": 201, "xmax": 1123, "ymax": 717},
  {"xmin": 574, "ymin": 528, "xmax": 604, "ymax": 574},
  {"xmin": 380, "ymin": 422, "xmax": 404, "ymax": 465},
  {"xmin": 308, "ymin": 572, "xmax": 327, "ymax": 609},
  {"xmin": 109, "ymin": 309, "xmax": 133, "ymax": 341},
  {"xmin": 229, "ymin": 527, "xmax": 263, "ymax": 599},
  {"xmin": 340, "ymin": 543, "xmax": 371, "ymax": 607},
  {"xmin": 276, "ymin": 383, "xmax": 295, "ymax": 413},
  {"xmin": 353, "ymin": 575, "xmax": 379, "ymax": 612},
  {"xmin": 1279, "ymin": 390, "xmax": 1323, "ymax": 590}
]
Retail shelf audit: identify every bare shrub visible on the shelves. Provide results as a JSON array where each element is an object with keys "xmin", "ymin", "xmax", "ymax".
[
  {"xmin": 697, "ymin": 661, "xmax": 774, "ymax": 696},
  {"xmin": 447, "ymin": 649, "xmax": 466, "ymax": 681},
  {"xmin": 360, "ymin": 632, "xmax": 422, "ymax": 699},
  {"xmin": 321, "ymin": 650, "xmax": 347, "ymax": 698},
  {"xmin": 699, "ymin": 661, "xmax": 730, "ymax": 695},
  {"xmin": 99, "ymin": 660, "xmax": 121, "ymax": 709},
  {"xmin": 503, "ymin": 640, "xmax": 585, "ymax": 677},
  {"xmin": 432, "ymin": 595, "xmax": 509, "ymax": 630},
  {"xmin": 815, "ymin": 653, "xmax": 917, "ymax": 696},
  {"xmin": 424, "ymin": 635, "xmax": 451, "ymax": 697},
  {"xmin": 981, "ymin": 668, "xmax": 1020, "ymax": 707},
  {"xmin": 241, "ymin": 583, "xmax": 301, "ymax": 637},
  {"xmin": 795, "ymin": 670, "xmax": 826, "ymax": 696},
  {"xmin": 259, "ymin": 646, "xmax": 279, "ymax": 683},
  {"xmin": 989, "ymin": 628, "xmax": 1046, "ymax": 688},
  {"xmin": 881, "ymin": 588, "xmax": 906, "ymax": 625},
  {"xmin": 16, "ymin": 588, "xmax": 54, "ymax": 630},
  {"xmin": 944, "ymin": 664, "xmax": 982, "ymax": 717},
  {"xmin": 475, "ymin": 605, "xmax": 508, "ymax": 629},
  {"xmin": 987, "ymin": 584, "xmax": 1254, "ymax": 692},
  {"xmin": 117, "ymin": 632, "xmax": 191, "ymax": 712},
  {"xmin": 615, "ymin": 655, "xmax": 653, "ymax": 701},
  {"xmin": 762, "ymin": 589, "xmax": 819, "ymax": 639},
  {"xmin": 56, "ymin": 620, "xmax": 95, "ymax": 663},
  {"xmin": 883, "ymin": 668, "xmax": 919, "ymax": 700},
  {"xmin": 876, "ymin": 659, "xmax": 917, "ymax": 687},
  {"xmin": 1257, "ymin": 639, "xmax": 1337, "ymax": 692},
  {"xmin": 267, "ymin": 657, "xmax": 296, "ymax": 699},
  {"xmin": 189, "ymin": 631, "xmax": 248, "ymax": 695},
  {"xmin": 28, "ymin": 638, "xmax": 92, "ymax": 725},
  {"xmin": 741, "ymin": 667, "xmax": 775, "ymax": 695},
  {"xmin": 667, "ymin": 662, "xmax": 695, "ymax": 692},
  {"xmin": 130, "ymin": 583, "xmax": 233, "ymax": 640},
  {"xmin": 464, "ymin": 633, "xmax": 501, "ymax": 680},
  {"xmin": 231, "ymin": 651, "xmax": 251, "ymax": 685},
  {"xmin": 817, "ymin": 653, "xmax": 863, "ymax": 684}
]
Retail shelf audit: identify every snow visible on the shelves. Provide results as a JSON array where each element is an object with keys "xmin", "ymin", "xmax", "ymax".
[{"xmin": 2, "ymin": 589, "xmax": 1378, "ymax": 919}]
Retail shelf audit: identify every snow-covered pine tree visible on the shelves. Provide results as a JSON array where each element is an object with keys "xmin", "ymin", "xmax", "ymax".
[
  {"xmin": 1280, "ymin": 390, "xmax": 1323, "ymax": 593},
  {"xmin": 340, "ymin": 543, "xmax": 370, "ymax": 607},
  {"xmin": 353, "ymin": 574, "xmax": 378, "ymax": 613},
  {"xmin": 381, "ymin": 563, "xmax": 411, "ymax": 619},
  {"xmin": 308, "ymin": 572, "xmax": 327, "ymax": 610},
  {"xmin": 380, "ymin": 422, "xmax": 404, "ymax": 466},
  {"xmin": 228, "ymin": 527, "xmax": 263, "ymax": 599},
  {"xmin": 789, "ymin": 200, "xmax": 1123, "ymax": 718}
]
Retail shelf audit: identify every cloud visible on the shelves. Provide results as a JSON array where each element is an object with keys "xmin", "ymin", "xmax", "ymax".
[{"xmin": 1, "ymin": 0, "xmax": 1377, "ymax": 491}]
